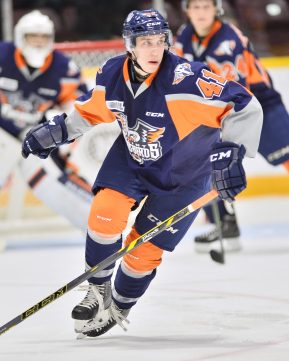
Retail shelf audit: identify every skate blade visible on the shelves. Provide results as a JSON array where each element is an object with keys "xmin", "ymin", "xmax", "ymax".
[
  {"xmin": 74, "ymin": 319, "xmax": 90, "ymax": 333},
  {"xmin": 77, "ymin": 333, "xmax": 87, "ymax": 340},
  {"xmin": 74, "ymin": 309, "xmax": 110, "ymax": 334}
]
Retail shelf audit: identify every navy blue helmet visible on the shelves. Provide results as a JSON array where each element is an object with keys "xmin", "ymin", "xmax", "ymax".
[{"xmin": 122, "ymin": 9, "xmax": 173, "ymax": 51}]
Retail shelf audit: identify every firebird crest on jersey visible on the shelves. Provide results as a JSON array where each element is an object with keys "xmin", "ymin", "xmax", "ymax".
[
  {"xmin": 117, "ymin": 113, "xmax": 165, "ymax": 164},
  {"xmin": 172, "ymin": 63, "xmax": 194, "ymax": 85}
]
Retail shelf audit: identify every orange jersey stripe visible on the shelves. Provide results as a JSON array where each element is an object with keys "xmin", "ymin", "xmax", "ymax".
[
  {"xmin": 166, "ymin": 96, "xmax": 228, "ymax": 140},
  {"xmin": 75, "ymin": 87, "xmax": 116, "ymax": 125},
  {"xmin": 122, "ymin": 57, "xmax": 159, "ymax": 87},
  {"xmin": 244, "ymin": 50, "xmax": 271, "ymax": 87},
  {"xmin": 14, "ymin": 48, "xmax": 26, "ymax": 70}
]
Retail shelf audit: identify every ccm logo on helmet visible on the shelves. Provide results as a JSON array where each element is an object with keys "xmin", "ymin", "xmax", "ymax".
[
  {"xmin": 210, "ymin": 150, "xmax": 232, "ymax": 162},
  {"xmin": 147, "ymin": 22, "xmax": 161, "ymax": 26},
  {"xmin": 146, "ymin": 112, "xmax": 164, "ymax": 117}
]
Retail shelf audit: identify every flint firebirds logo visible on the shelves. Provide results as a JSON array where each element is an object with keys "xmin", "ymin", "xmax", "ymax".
[
  {"xmin": 173, "ymin": 63, "xmax": 194, "ymax": 85},
  {"xmin": 117, "ymin": 113, "xmax": 165, "ymax": 164}
]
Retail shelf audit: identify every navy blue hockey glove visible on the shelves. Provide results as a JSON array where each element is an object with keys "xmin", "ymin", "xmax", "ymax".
[
  {"xmin": 210, "ymin": 141, "xmax": 247, "ymax": 202},
  {"xmin": 22, "ymin": 113, "xmax": 70, "ymax": 159}
]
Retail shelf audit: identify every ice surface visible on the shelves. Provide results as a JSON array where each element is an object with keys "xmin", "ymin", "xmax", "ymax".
[{"xmin": 0, "ymin": 197, "xmax": 289, "ymax": 361}]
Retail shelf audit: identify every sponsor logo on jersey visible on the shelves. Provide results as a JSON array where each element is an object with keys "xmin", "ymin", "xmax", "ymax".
[
  {"xmin": 214, "ymin": 40, "xmax": 236, "ymax": 56},
  {"xmin": 146, "ymin": 111, "xmax": 164, "ymax": 117},
  {"xmin": 106, "ymin": 100, "xmax": 125, "ymax": 112},
  {"xmin": 117, "ymin": 113, "xmax": 165, "ymax": 164},
  {"xmin": 172, "ymin": 63, "xmax": 194, "ymax": 85}
]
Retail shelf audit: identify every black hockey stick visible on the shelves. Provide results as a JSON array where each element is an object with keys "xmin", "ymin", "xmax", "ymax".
[
  {"xmin": 209, "ymin": 199, "xmax": 225, "ymax": 264},
  {"xmin": 0, "ymin": 189, "xmax": 218, "ymax": 336}
]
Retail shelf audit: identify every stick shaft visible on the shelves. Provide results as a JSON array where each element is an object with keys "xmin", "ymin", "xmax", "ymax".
[{"xmin": 0, "ymin": 189, "xmax": 217, "ymax": 336}]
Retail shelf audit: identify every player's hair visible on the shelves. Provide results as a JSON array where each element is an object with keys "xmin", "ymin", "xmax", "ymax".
[
  {"xmin": 182, "ymin": 0, "xmax": 224, "ymax": 16},
  {"xmin": 14, "ymin": 10, "xmax": 54, "ymax": 68},
  {"xmin": 122, "ymin": 9, "xmax": 173, "ymax": 52}
]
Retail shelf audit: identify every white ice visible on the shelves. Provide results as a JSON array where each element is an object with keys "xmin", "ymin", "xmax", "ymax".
[{"xmin": 0, "ymin": 196, "xmax": 289, "ymax": 361}]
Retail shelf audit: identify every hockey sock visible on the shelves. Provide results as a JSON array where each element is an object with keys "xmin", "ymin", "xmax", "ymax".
[
  {"xmin": 112, "ymin": 265, "xmax": 157, "ymax": 310},
  {"xmin": 85, "ymin": 232, "xmax": 122, "ymax": 284}
]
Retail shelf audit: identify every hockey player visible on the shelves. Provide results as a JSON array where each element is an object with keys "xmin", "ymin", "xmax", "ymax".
[
  {"xmin": 0, "ymin": 10, "xmax": 92, "ymax": 231},
  {"xmin": 21, "ymin": 9, "xmax": 263, "ymax": 337},
  {"xmin": 176, "ymin": 0, "xmax": 289, "ymax": 252}
]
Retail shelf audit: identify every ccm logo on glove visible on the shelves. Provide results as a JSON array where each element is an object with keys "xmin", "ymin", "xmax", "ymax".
[
  {"xmin": 210, "ymin": 150, "xmax": 232, "ymax": 162},
  {"xmin": 210, "ymin": 141, "xmax": 247, "ymax": 203}
]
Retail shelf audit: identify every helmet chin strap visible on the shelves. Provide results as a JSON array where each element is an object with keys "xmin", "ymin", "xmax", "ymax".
[{"xmin": 127, "ymin": 51, "xmax": 151, "ymax": 81}]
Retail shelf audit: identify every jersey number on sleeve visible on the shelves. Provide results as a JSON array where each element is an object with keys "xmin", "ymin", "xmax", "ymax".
[{"xmin": 197, "ymin": 69, "xmax": 227, "ymax": 99}]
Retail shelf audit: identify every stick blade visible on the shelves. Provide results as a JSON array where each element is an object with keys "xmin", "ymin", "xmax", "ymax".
[{"xmin": 210, "ymin": 250, "xmax": 225, "ymax": 264}]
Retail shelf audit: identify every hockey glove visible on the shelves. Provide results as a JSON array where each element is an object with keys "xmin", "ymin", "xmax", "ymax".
[
  {"xmin": 210, "ymin": 141, "xmax": 247, "ymax": 203},
  {"xmin": 22, "ymin": 113, "xmax": 70, "ymax": 159}
]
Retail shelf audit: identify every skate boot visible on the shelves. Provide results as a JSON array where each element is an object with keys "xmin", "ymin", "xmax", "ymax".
[
  {"xmin": 72, "ymin": 281, "xmax": 112, "ymax": 333},
  {"xmin": 194, "ymin": 214, "xmax": 241, "ymax": 253},
  {"xmin": 78, "ymin": 301, "xmax": 130, "ymax": 338}
]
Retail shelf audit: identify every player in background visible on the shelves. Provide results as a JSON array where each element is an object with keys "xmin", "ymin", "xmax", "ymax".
[
  {"xmin": 21, "ymin": 9, "xmax": 263, "ymax": 337},
  {"xmin": 176, "ymin": 0, "xmax": 289, "ymax": 252},
  {"xmin": 0, "ymin": 10, "xmax": 92, "ymax": 233}
]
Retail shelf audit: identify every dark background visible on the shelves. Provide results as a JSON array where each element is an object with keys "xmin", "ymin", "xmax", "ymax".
[{"xmin": 2, "ymin": 0, "xmax": 289, "ymax": 56}]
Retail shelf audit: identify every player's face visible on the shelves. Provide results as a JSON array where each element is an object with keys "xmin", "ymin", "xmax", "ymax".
[
  {"xmin": 24, "ymin": 33, "xmax": 52, "ymax": 48},
  {"xmin": 186, "ymin": 0, "xmax": 217, "ymax": 36},
  {"xmin": 134, "ymin": 34, "xmax": 167, "ymax": 74}
]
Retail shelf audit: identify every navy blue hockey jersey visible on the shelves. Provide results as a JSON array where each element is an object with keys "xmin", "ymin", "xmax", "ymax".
[
  {"xmin": 65, "ymin": 52, "xmax": 262, "ymax": 193},
  {"xmin": 0, "ymin": 42, "xmax": 84, "ymax": 137},
  {"xmin": 176, "ymin": 20, "xmax": 281, "ymax": 109}
]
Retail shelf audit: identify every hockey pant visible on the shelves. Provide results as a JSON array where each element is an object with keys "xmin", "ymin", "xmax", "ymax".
[{"xmin": 85, "ymin": 186, "xmax": 203, "ymax": 310}]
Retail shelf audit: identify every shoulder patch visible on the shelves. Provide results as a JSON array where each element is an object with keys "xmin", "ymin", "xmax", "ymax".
[{"xmin": 173, "ymin": 63, "xmax": 194, "ymax": 85}]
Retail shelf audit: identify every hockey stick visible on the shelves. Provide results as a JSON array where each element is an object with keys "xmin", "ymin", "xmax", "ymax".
[
  {"xmin": 0, "ymin": 189, "xmax": 218, "ymax": 336},
  {"xmin": 210, "ymin": 199, "xmax": 225, "ymax": 264}
]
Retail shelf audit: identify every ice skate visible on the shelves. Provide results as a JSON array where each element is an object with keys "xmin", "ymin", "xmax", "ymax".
[
  {"xmin": 194, "ymin": 214, "xmax": 241, "ymax": 253},
  {"xmin": 78, "ymin": 301, "xmax": 130, "ymax": 338},
  {"xmin": 72, "ymin": 281, "xmax": 112, "ymax": 333}
]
